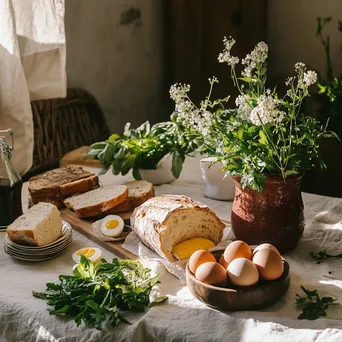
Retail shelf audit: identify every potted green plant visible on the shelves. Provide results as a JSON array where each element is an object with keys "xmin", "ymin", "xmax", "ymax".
[
  {"xmin": 85, "ymin": 121, "xmax": 196, "ymax": 185},
  {"xmin": 170, "ymin": 37, "xmax": 337, "ymax": 253}
]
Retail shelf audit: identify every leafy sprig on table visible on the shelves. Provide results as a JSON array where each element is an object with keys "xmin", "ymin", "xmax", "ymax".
[
  {"xmin": 33, "ymin": 256, "xmax": 167, "ymax": 330},
  {"xmin": 310, "ymin": 250, "xmax": 342, "ymax": 264},
  {"xmin": 296, "ymin": 286, "xmax": 339, "ymax": 320},
  {"xmin": 86, "ymin": 120, "xmax": 197, "ymax": 180}
]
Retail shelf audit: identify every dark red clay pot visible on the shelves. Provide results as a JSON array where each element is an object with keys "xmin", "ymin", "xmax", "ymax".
[{"xmin": 231, "ymin": 175, "xmax": 304, "ymax": 254}]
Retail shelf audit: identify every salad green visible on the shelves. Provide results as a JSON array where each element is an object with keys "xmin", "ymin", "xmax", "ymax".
[{"xmin": 33, "ymin": 256, "xmax": 167, "ymax": 330}]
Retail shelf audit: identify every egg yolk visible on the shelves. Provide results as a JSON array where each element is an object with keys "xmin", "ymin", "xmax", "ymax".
[
  {"xmin": 105, "ymin": 220, "xmax": 119, "ymax": 229},
  {"xmin": 77, "ymin": 248, "xmax": 95, "ymax": 258}
]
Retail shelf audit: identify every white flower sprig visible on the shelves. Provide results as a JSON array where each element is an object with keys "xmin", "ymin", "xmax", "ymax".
[
  {"xmin": 170, "ymin": 36, "xmax": 329, "ymax": 191},
  {"xmin": 218, "ymin": 37, "xmax": 239, "ymax": 66}
]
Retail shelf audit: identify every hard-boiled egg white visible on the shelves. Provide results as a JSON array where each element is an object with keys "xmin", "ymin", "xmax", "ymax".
[
  {"xmin": 72, "ymin": 247, "xmax": 102, "ymax": 264},
  {"xmin": 100, "ymin": 215, "xmax": 124, "ymax": 237}
]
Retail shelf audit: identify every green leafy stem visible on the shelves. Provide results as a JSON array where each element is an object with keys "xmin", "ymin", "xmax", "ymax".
[
  {"xmin": 310, "ymin": 249, "xmax": 342, "ymax": 264},
  {"xmin": 296, "ymin": 286, "xmax": 339, "ymax": 320}
]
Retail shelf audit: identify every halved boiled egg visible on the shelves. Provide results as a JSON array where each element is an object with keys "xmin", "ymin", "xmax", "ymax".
[
  {"xmin": 100, "ymin": 215, "xmax": 124, "ymax": 237},
  {"xmin": 72, "ymin": 247, "xmax": 102, "ymax": 263}
]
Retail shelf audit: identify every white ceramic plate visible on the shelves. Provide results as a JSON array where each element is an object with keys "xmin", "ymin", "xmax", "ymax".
[
  {"xmin": 4, "ymin": 244, "xmax": 71, "ymax": 262},
  {"xmin": 5, "ymin": 221, "xmax": 71, "ymax": 250},
  {"xmin": 4, "ymin": 235, "xmax": 72, "ymax": 256}
]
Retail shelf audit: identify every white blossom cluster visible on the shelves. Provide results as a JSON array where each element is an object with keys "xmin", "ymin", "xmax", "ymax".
[
  {"xmin": 218, "ymin": 36, "xmax": 239, "ymax": 66},
  {"xmin": 235, "ymin": 94, "xmax": 253, "ymax": 121},
  {"xmin": 169, "ymin": 83, "xmax": 213, "ymax": 137},
  {"xmin": 285, "ymin": 63, "xmax": 317, "ymax": 98},
  {"xmin": 249, "ymin": 94, "xmax": 285, "ymax": 125},
  {"xmin": 241, "ymin": 42, "xmax": 268, "ymax": 77}
]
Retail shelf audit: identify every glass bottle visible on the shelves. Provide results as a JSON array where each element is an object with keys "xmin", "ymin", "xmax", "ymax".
[{"xmin": 0, "ymin": 129, "xmax": 23, "ymax": 230}]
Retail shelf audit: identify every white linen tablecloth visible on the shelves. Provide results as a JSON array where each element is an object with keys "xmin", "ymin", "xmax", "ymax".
[{"xmin": 1, "ymin": 156, "xmax": 342, "ymax": 342}]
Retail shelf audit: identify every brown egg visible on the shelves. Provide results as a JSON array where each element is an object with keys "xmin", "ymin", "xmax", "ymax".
[
  {"xmin": 189, "ymin": 250, "xmax": 216, "ymax": 274},
  {"xmin": 195, "ymin": 262, "xmax": 227, "ymax": 286},
  {"xmin": 227, "ymin": 257, "xmax": 259, "ymax": 287},
  {"xmin": 223, "ymin": 240, "xmax": 252, "ymax": 265},
  {"xmin": 253, "ymin": 243, "xmax": 280, "ymax": 256},
  {"xmin": 252, "ymin": 249, "xmax": 284, "ymax": 281},
  {"xmin": 219, "ymin": 255, "xmax": 228, "ymax": 269}
]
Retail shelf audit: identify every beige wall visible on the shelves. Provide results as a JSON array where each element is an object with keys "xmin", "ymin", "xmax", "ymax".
[
  {"xmin": 65, "ymin": 0, "xmax": 167, "ymax": 132},
  {"xmin": 268, "ymin": 0, "xmax": 342, "ymax": 82}
]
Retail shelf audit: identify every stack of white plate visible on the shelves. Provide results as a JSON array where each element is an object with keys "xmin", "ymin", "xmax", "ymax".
[{"xmin": 4, "ymin": 221, "xmax": 72, "ymax": 262}]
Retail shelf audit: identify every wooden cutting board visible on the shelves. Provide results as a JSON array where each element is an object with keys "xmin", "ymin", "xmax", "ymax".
[{"xmin": 61, "ymin": 209, "xmax": 137, "ymax": 260}]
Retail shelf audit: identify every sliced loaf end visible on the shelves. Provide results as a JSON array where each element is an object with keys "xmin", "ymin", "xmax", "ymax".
[{"xmin": 7, "ymin": 203, "xmax": 62, "ymax": 246}]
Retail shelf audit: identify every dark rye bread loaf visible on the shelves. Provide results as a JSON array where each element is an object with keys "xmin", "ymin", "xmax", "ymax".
[
  {"xmin": 28, "ymin": 165, "xmax": 99, "ymax": 208},
  {"xmin": 130, "ymin": 195, "xmax": 225, "ymax": 262}
]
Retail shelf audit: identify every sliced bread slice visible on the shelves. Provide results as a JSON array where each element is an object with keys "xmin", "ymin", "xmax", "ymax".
[
  {"xmin": 103, "ymin": 180, "xmax": 154, "ymax": 215},
  {"xmin": 64, "ymin": 184, "xmax": 128, "ymax": 218},
  {"xmin": 7, "ymin": 202, "xmax": 62, "ymax": 246}
]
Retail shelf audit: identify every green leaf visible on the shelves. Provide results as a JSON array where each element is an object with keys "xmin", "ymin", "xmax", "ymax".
[
  {"xmin": 107, "ymin": 134, "xmax": 120, "ymax": 142},
  {"xmin": 238, "ymin": 77, "xmax": 252, "ymax": 83},
  {"xmin": 148, "ymin": 296, "xmax": 168, "ymax": 307},
  {"xmin": 259, "ymin": 130, "xmax": 268, "ymax": 145},
  {"xmin": 99, "ymin": 166, "xmax": 110, "ymax": 175},
  {"xmin": 90, "ymin": 142, "xmax": 107, "ymax": 149},
  {"xmin": 112, "ymin": 159, "xmax": 122, "ymax": 175},
  {"xmin": 132, "ymin": 168, "xmax": 142, "ymax": 180},
  {"xmin": 114, "ymin": 147, "xmax": 126, "ymax": 160},
  {"xmin": 121, "ymin": 155, "xmax": 136, "ymax": 175},
  {"xmin": 171, "ymin": 151, "xmax": 183, "ymax": 179},
  {"xmin": 85, "ymin": 300, "xmax": 99, "ymax": 311},
  {"xmin": 98, "ymin": 144, "xmax": 114, "ymax": 167}
]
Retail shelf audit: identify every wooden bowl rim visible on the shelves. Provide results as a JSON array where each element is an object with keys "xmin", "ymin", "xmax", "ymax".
[{"xmin": 186, "ymin": 257, "xmax": 290, "ymax": 293}]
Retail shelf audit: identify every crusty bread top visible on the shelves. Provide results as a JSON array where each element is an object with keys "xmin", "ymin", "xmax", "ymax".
[
  {"xmin": 28, "ymin": 165, "xmax": 95, "ymax": 193},
  {"xmin": 132, "ymin": 194, "xmax": 209, "ymax": 226},
  {"xmin": 7, "ymin": 202, "xmax": 60, "ymax": 232}
]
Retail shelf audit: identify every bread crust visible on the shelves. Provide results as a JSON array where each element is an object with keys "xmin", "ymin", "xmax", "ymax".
[
  {"xmin": 131, "ymin": 195, "xmax": 225, "ymax": 261},
  {"xmin": 28, "ymin": 166, "xmax": 99, "ymax": 208},
  {"xmin": 28, "ymin": 165, "xmax": 96, "ymax": 196},
  {"xmin": 64, "ymin": 185, "xmax": 129, "ymax": 218}
]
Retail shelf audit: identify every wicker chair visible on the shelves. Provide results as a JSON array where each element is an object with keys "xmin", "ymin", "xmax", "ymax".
[{"xmin": 25, "ymin": 88, "xmax": 110, "ymax": 179}]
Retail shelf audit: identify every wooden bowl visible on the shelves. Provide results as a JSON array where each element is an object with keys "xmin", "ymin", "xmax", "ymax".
[{"xmin": 186, "ymin": 254, "xmax": 290, "ymax": 311}]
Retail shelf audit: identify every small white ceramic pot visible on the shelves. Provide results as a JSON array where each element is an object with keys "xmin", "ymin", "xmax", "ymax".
[
  {"xmin": 139, "ymin": 153, "xmax": 175, "ymax": 185},
  {"xmin": 200, "ymin": 157, "xmax": 235, "ymax": 201}
]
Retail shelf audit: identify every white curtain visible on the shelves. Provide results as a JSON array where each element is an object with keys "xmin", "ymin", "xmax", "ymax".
[{"xmin": 0, "ymin": 0, "xmax": 66, "ymax": 175}]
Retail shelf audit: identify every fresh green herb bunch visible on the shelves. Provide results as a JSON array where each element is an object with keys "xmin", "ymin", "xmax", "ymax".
[
  {"xmin": 170, "ymin": 37, "xmax": 336, "ymax": 191},
  {"xmin": 86, "ymin": 120, "xmax": 196, "ymax": 180},
  {"xmin": 296, "ymin": 285, "xmax": 339, "ymax": 320},
  {"xmin": 33, "ymin": 256, "xmax": 167, "ymax": 330},
  {"xmin": 316, "ymin": 17, "xmax": 342, "ymax": 125}
]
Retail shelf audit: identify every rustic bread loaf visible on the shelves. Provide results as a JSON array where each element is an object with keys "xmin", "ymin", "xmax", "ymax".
[
  {"xmin": 28, "ymin": 165, "xmax": 99, "ymax": 207},
  {"xmin": 7, "ymin": 203, "xmax": 62, "ymax": 246},
  {"xmin": 64, "ymin": 184, "xmax": 128, "ymax": 218},
  {"xmin": 130, "ymin": 195, "xmax": 225, "ymax": 262},
  {"xmin": 103, "ymin": 180, "xmax": 154, "ymax": 215}
]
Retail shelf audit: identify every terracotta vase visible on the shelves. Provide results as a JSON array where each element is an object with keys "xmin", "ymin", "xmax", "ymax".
[{"xmin": 231, "ymin": 175, "xmax": 304, "ymax": 254}]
